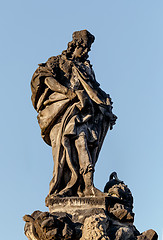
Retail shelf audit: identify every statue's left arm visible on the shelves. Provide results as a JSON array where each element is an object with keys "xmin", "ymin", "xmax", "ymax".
[
  {"xmin": 90, "ymin": 65, "xmax": 117, "ymax": 128},
  {"xmin": 95, "ymin": 86, "xmax": 117, "ymax": 129},
  {"xmin": 73, "ymin": 65, "xmax": 116, "ymax": 128}
]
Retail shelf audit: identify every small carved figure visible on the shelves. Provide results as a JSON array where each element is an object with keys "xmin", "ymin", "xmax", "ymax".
[
  {"xmin": 104, "ymin": 172, "xmax": 123, "ymax": 193},
  {"xmin": 31, "ymin": 30, "xmax": 117, "ymax": 197},
  {"xmin": 104, "ymin": 172, "xmax": 134, "ymax": 223}
]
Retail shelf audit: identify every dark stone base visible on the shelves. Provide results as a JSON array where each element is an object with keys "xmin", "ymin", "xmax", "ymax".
[{"xmin": 23, "ymin": 209, "xmax": 158, "ymax": 240}]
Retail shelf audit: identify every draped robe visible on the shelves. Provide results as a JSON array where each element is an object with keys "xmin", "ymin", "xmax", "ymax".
[{"xmin": 31, "ymin": 55, "xmax": 116, "ymax": 196}]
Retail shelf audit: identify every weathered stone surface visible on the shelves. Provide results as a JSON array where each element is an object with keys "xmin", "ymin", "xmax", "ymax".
[
  {"xmin": 31, "ymin": 29, "xmax": 117, "ymax": 199},
  {"xmin": 24, "ymin": 209, "xmax": 110, "ymax": 240},
  {"xmin": 24, "ymin": 209, "xmax": 158, "ymax": 240},
  {"xmin": 137, "ymin": 229, "xmax": 158, "ymax": 240},
  {"xmin": 107, "ymin": 221, "xmax": 140, "ymax": 240},
  {"xmin": 115, "ymin": 227, "xmax": 135, "ymax": 239},
  {"xmin": 24, "ymin": 211, "xmax": 76, "ymax": 240},
  {"xmin": 81, "ymin": 213, "xmax": 110, "ymax": 240},
  {"xmin": 104, "ymin": 173, "xmax": 134, "ymax": 225},
  {"xmin": 45, "ymin": 196, "xmax": 106, "ymax": 214},
  {"xmin": 24, "ymin": 173, "xmax": 158, "ymax": 240},
  {"xmin": 24, "ymin": 29, "xmax": 158, "ymax": 240}
]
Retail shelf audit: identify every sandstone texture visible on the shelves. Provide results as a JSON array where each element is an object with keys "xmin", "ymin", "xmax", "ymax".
[{"xmin": 24, "ymin": 30, "xmax": 157, "ymax": 240}]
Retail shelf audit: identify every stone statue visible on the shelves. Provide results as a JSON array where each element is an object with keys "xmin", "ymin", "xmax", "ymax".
[
  {"xmin": 24, "ymin": 30, "xmax": 158, "ymax": 240},
  {"xmin": 31, "ymin": 30, "xmax": 117, "ymax": 198}
]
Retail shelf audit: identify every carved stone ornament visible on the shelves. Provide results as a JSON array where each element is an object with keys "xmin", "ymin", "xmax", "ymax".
[
  {"xmin": 24, "ymin": 172, "xmax": 158, "ymax": 239},
  {"xmin": 24, "ymin": 30, "xmax": 158, "ymax": 240}
]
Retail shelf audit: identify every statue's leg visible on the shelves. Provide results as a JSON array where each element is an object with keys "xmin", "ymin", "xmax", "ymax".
[
  {"xmin": 75, "ymin": 133, "xmax": 103, "ymax": 196},
  {"xmin": 49, "ymin": 123, "xmax": 65, "ymax": 196},
  {"xmin": 48, "ymin": 125, "xmax": 58, "ymax": 195}
]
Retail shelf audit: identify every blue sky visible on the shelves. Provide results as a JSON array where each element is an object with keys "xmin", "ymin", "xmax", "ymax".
[{"xmin": 1, "ymin": 1, "xmax": 163, "ymax": 239}]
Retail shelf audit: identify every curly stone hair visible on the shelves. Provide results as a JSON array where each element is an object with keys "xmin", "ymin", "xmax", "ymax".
[{"xmin": 65, "ymin": 30, "xmax": 95, "ymax": 58}]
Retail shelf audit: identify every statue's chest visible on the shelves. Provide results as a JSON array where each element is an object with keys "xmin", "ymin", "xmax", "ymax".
[{"xmin": 70, "ymin": 62, "xmax": 93, "ymax": 90}]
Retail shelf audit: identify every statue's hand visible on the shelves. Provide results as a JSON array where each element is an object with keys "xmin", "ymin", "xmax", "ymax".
[
  {"xmin": 66, "ymin": 89, "xmax": 76, "ymax": 101},
  {"xmin": 99, "ymin": 105, "xmax": 117, "ymax": 129}
]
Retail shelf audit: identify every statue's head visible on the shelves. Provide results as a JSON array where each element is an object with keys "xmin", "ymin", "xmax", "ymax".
[{"xmin": 66, "ymin": 30, "xmax": 95, "ymax": 61}]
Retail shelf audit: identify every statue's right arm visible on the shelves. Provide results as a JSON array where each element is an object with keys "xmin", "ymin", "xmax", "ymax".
[
  {"xmin": 45, "ymin": 77, "xmax": 68, "ymax": 94},
  {"xmin": 45, "ymin": 77, "xmax": 76, "ymax": 100}
]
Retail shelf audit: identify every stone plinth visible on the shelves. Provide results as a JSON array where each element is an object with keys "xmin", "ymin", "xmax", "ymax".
[
  {"xmin": 45, "ymin": 195, "xmax": 107, "ymax": 215},
  {"xmin": 24, "ymin": 194, "xmax": 158, "ymax": 240}
]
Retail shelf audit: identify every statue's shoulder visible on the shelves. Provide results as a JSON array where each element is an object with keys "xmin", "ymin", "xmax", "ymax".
[
  {"xmin": 31, "ymin": 55, "xmax": 60, "ymax": 109},
  {"xmin": 31, "ymin": 55, "xmax": 60, "ymax": 81},
  {"xmin": 46, "ymin": 55, "xmax": 60, "ymax": 71}
]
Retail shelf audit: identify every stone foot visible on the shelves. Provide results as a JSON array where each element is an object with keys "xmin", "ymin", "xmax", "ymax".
[{"xmin": 84, "ymin": 186, "xmax": 107, "ymax": 197}]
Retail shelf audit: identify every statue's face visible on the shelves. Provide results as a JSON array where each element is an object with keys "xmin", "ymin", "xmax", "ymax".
[{"xmin": 72, "ymin": 43, "xmax": 91, "ymax": 60}]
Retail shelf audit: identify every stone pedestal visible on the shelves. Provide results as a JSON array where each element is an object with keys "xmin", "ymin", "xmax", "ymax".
[
  {"xmin": 45, "ymin": 195, "xmax": 106, "ymax": 214},
  {"xmin": 23, "ymin": 196, "xmax": 158, "ymax": 240},
  {"xmin": 24, "ymin": 196, "xmax": 108, "ymax": 240},
  {"xmin": 24, "ymin": 174, "xmax": 158, "ymax": 240}
]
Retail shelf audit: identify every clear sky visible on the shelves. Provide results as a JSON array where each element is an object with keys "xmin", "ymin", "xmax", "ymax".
[{"xmin": 1, "ymin": 1, "xmax": 163, "ymax": 239}]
